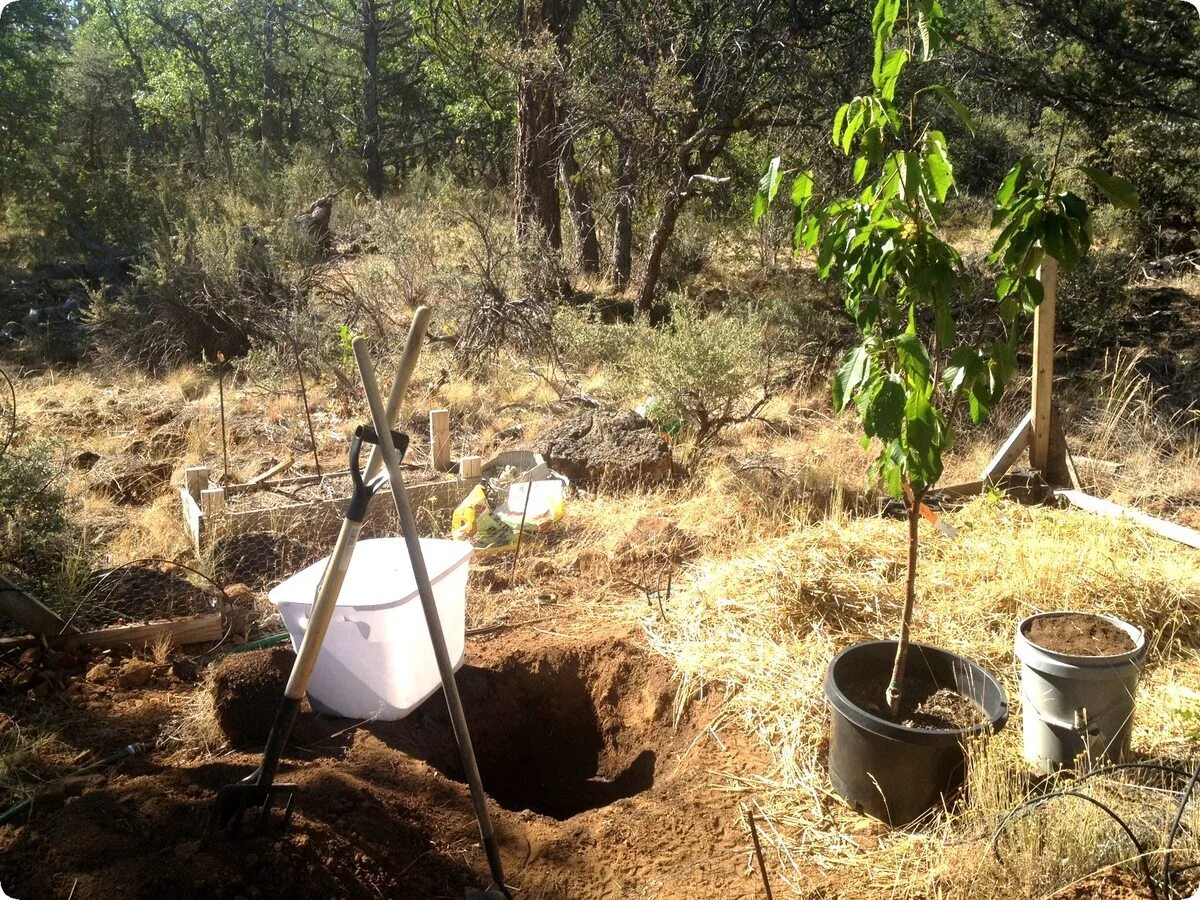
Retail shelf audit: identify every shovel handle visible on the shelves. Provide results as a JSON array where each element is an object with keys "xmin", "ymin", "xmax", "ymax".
[
  {"xmin": 282, "ymin": 308, "xmax": 429, "ymax": 703},
  {"xmin": 352, "ymin": 336, "xmax": 511, "ymax": 897},
  {"xmin": 363, "ymin": 307, "xmax": 431, "ymax": 482}
]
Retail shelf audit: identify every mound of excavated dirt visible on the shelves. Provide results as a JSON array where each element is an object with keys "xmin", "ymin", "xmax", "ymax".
[
  {"xmin": 538, "ymin": 409, "xmax": 673, "ymax": 486},
  {"xmin": 210, "ymin": 646, "xmax": 295, "ymax": 748},
  {"xmin": 0, "ymin": 630, "xmax": 767, "ymax": 899}
]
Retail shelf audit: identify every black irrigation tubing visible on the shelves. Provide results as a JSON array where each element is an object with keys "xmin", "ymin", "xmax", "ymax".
[
  {"xmin": 0, "ymin": 366, "xmax": 15, "ymax": 464},
  {"xmin": 58, "ymin": 557, "xmax": 229, "ymax": 634},
  {"xmin": 1164, "ymin": 760, "xmax": 1200, "ymax": 895},
  {"xmin": 991, "ymin": 789, "xmax": 1159, "ymax": 900}
]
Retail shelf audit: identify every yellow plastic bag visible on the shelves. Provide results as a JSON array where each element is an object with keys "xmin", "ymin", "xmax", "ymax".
[{"xmin": 452, "ymin": 484, "xmax": 517, "ymax": 552}]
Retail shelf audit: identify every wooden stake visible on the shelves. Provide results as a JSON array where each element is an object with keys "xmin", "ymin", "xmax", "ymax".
[
  {"xmin": 1055, "ymin": 490, "xmax": 1200, "ymax": 551},
  {"xmin": 459, "ymin": 455, "xmax": 482, "ymax": 480},
  {"xmin": 184, "ymin": 466, "xmax": 210, "ymax": 501},
  {"xmin": 1030, "ymin": 256, "xmax": 1058, "ymax": 475},
  {"xmin": 430, "ymin": 409, "xmax": 451, "ymax": 472}
]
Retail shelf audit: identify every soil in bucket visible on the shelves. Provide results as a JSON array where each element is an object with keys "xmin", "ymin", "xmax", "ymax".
[
  {"xmin": 843, "ymin": 669, "xmax": 987, "ymax": 730},
  {"xmin": 1023, "ymin": 612, "xmax": 1136, "ymax": 656}
]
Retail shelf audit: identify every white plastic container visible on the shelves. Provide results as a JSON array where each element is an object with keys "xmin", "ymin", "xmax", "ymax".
[{"xmin": 269, "ymin": 537, "xmax": 473, "ymax": 720}]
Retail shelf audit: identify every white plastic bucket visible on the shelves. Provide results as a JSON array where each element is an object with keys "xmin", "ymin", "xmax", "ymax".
[
  {"xmin": 1015, "ymin": 612, "xmax": 1148, "ymax": 774},
  {"xmin": 269, "ymin": 537, "xmax": 472, "ymax": 720}
]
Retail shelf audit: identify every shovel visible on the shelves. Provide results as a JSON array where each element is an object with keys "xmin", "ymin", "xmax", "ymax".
[
  {"xmin": 352, "ymin": 336, "xmax": 512, "ymax": 899},
  {"xmin": 204, "ymin": 309, "xmax": 429, "ymax": 839}
]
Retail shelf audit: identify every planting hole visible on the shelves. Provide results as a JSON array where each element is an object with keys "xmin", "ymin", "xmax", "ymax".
[{"xmin": 382, "ymin": 640, "xmax": 665, "ymax": 820}]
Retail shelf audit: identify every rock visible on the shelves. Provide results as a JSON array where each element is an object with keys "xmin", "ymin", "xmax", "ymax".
[
  {"xmin": 116, "ymin": 659, "xmax": 154, "ymax": 688},
  {"xmin": 210, "ymin": 646, "xmax": 296, "ymax": 748},
  {"xmin": 88, "ymin": 456, "xmax": 173, "ymax": 504},
  {"xmin": 538, "ymin": 409, "xmax": 673, "ymax": 487},
  {"xmin": 224, "ymin": 582, "xmax": 262, "ymax": 607},
  {"xmin": 85, "ymin": 663, "xmax": 113, "ymax": 683}
]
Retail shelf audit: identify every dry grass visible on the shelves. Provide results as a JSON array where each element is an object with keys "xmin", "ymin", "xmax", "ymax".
[{"xmin": 628, "ymin": 485, "xmax": 1200, "ymax": 897}]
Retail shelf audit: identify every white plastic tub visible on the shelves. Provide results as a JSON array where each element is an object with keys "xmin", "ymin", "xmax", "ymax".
[{"xmin": 269, "ymin": 537, "xmax": 473, "ymax": 720}]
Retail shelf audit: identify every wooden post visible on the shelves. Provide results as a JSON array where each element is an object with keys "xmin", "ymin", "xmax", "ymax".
[
  {"xmin": 184, "ymin": 466, "xmax": 210, "ymax": 502},
  {"xmin": 459, "ymin": 455, "xmax": 482, "ymax": 480},
  {"xmin": 200, "ymin": 486, "xmax": 227, "ymax": 518},
  {"xmin": 1030, "ymin": 255, "xmax": 1058, "ymax": 475},
  {"xmin": 430, "ymin": 409, "xmax": 451, "ymax": 472}
]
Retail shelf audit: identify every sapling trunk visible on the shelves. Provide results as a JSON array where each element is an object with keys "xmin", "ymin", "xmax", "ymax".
[{"xmin": 886, "ymin": 488, "xmax": 923, "ymax": 718}]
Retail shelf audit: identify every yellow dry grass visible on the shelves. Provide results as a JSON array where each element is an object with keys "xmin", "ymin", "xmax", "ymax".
[{"xmin": 632, "ymin": 495, "xmax": 1200, "ymax": 895}]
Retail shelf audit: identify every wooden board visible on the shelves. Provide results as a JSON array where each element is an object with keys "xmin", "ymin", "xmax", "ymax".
[
  {"xmin": 0, "ymin": 613, "xmax": 225, "ymax": 652},
  {"xmin": 982, "ymin": 411, "xmax": 1032, "ymax": 484},
  {"xmin": 1054, "ymin": 489, "xmax": 1200, "ymax": 550},
  {"xmin": 1030, "ymin": 256, "xmax": 1058, "ymax": 473},
  {"xmin": 0, "ymin": 574, "xmax": 72, "ymax": 635}
]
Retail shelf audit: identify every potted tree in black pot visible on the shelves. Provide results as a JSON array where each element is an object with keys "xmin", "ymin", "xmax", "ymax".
[{"xmin": 759, "ymin": 0, "xmax": 1136, "ymax": 825}]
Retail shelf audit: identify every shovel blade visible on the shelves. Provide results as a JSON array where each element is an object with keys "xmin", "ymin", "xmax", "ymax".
[{"xmin": 205, "ymin": 781, "xmax": 296, "ymax": 840}]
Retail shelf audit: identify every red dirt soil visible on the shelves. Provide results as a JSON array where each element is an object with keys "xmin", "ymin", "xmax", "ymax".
[{"xmin": 0, "ymin": 629, "xmax": 771, "ymax": 899}]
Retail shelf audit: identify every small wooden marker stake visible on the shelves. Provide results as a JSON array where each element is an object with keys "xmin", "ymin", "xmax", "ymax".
[
  {"xmin": 200, "ymin": 486, "xmax": 227, "ymax": 518},
  {"xmin": 430, "ymin": 409, "xmax": 451, "ymax": 472},
  {"xmin": 459, "ymin": 455, "xmax": 482, "ymax": 480},
  {"xmin": 185, "ymin": 466, "xmax": 210, "ymax": 501}
]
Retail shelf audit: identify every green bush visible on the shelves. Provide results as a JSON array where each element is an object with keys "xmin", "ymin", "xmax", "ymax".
[
  {"xmin": 0, "ymin": 436, "xmax": 70, "ymax": 582},
  {"xmin": 637, "ymin": 302, "xmax": 769, "ymax": 458},
  {"xmin": 553, "ymin": 304, "xmax": 649, "ymax": 373}
]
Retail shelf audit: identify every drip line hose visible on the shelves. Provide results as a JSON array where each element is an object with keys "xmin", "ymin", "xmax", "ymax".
[{"xmin": 990, "ymin": 757, "xmax": 1200, "ymax": 900}]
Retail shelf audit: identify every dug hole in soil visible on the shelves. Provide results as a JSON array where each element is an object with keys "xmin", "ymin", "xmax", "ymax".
[{"xmin": 0, "ymin": 630, "xmax": 763, "ymax": 899}]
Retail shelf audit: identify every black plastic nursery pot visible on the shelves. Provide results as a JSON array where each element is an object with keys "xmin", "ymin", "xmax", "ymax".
[{"xmin": 824, "ymin": 641, "xmax": 1009, "ymax": 826}]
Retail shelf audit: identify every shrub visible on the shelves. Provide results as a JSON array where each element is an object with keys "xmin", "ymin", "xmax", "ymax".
[
  {"xmin": 637, "ymin": 302, "xmax": 769, "ymax": 458},
  {"xmin": 552, "ymin": 304, "xmax": 649, "ymax": 373},
  {"xmin": 0, "ymin": 435, "xmax": 71, "ymax": 589},
  {"xmin": 91, "ymin": 214, "xmax": 318, "ymax": 372}
]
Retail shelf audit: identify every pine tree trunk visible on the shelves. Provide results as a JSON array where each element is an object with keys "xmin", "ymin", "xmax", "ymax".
[
  {"xmin": 361, "ymin": 0, "xmax": 384, "ymax": 200},
  {"xmin": 561, "ymin": 137, "xmax": 600, "ymax": 273},
  {"xmin": 611, "ymin": 136, "xmax": 635, "ymax": 291}
]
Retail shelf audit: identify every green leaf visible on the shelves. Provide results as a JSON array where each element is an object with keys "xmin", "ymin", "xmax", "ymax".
[
  {"xmin": 864, "ymin": 377, "xmax": 906, "ymax": 440},
  {"xmin": 895, "ymin": 331, "xmax": 930, "ymax": 386},
  {"xmin": 925, "ymin": 84, "xmax": 975, "ymax": 134},
  {"xmin": 942, "ymin": 347, "xmax": 982, "ymax": 394},
  {"xmin": 791, "ymin": 170, "xmax": 814, "ymax": 208},
  {"xmin": 754, "ymin": 156, "xmax": 782, "ymax": 224},
  {"xmin": 853, "ymin": 157, "xmax": 868, "ymax": 184},
  {"xmin": 842, "ymin": 107, "xmax": 865, "ymax": 155},
  {"xmin": 833, "ymin": 345, "xmax": 871, "ymax": 412},
  {"xmin": 996, "ymin": 157, "xmax": 1030, "ymax": 207},
  {"xmin": 833, "ymin": 103, "xmax": 850, "ymax": 146},
  {"xmin": 1078, "ymin": 166, "xmax": 1139, "ymax": 212},
  {"xmin": 922, "ymin": 130, "xmax": 954, "ymax": 203},
  {"xmin": 875, "ymin": 48, "xmax": 908, "ymax": 101}
]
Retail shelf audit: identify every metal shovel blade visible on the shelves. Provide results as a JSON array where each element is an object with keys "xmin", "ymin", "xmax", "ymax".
[{"xmin": 205, "ymin": 777, "xmax": 297, "ymax": 840}]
